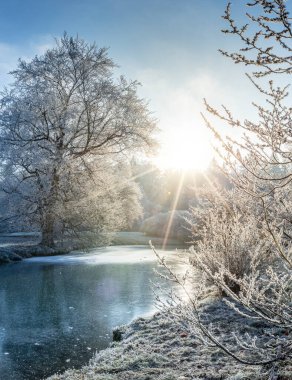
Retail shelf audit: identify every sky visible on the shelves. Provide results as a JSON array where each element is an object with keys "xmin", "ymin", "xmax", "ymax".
[{"xmin": 0, "ymin": 0, "xmax": 290, "ymax": 170}]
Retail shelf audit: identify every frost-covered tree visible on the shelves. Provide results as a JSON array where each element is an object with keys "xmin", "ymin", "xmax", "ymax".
[
  {"xmin": 154, "ymin": 0, "xmax": 292, "ymax": 374},
  {"xmin": 0, "ymin": 34, "xmax": 156, "ymax": 247}
]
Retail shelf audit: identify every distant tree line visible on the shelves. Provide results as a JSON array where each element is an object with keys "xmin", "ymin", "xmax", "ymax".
[{"xmin": 131, "ymin": 159, "xmax": 230, "ymax": 241}]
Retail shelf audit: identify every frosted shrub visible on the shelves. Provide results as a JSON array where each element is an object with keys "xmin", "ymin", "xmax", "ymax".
[
  {"xmin": 189, "ymin": 189, "xmax": 269, "ymax": 295},
  {"xmin": 154, "ymin": 0, "xmax": 292, "ymax": 373}
]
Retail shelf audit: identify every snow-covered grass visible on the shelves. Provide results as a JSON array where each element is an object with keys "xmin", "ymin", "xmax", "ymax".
[{"xmin": 47, "ymin": 298, "xmax": 291, "ymax": 380}]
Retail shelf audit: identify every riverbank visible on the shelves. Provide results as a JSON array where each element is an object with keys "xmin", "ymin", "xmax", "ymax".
[
  {"xmin": 47, "ymin": 298, "xmax": 291, "ymax": 380},
  {"xmin": 0, "ymin": 232, "xmax": 67, "ymax": 264},
  {"xmin": 0, "ymin": 231, "xmax": 184, "ymax": 264},
  {"xmin": 0, "ymin": 242, "xmax": 70, "ymax": 264}
]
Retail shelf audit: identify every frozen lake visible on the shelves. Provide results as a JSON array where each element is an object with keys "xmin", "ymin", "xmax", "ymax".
[{"xmin": 0, "ymin": 246, "xmax": 178, "ymax": 380}]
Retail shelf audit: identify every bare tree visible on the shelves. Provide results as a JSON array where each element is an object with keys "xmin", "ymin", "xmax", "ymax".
[{"xmin": 0, "ymin": 33, "xmax": 156, "ymax": 247}]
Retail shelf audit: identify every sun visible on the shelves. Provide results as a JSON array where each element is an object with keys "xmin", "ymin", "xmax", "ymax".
[{"xmin": 154, "ymin": 124, "xmax": 213, "ymax": 172}]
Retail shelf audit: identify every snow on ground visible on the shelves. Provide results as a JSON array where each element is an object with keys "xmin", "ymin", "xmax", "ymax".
[{"xmin": 47, "ymin": 298, "xmax": 291, "ymax": 380}]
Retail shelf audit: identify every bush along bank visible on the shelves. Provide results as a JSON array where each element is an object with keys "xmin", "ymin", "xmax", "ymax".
[{"xmin": 47, "ymin": 297, "xmax": 291, "ymax": 380}]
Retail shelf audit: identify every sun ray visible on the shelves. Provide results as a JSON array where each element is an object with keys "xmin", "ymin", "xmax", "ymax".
[{"xmin": 162, "ymin": 170, "xmax": 186, "ymax": 249}]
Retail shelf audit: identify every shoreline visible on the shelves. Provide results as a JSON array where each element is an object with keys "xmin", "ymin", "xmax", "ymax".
[
  {"xmin": 3, "ymin": 236, "xmax": 290, "ymax": 379},
  {"xmin": 46, "ymin": 299, "xmax": 291, "ymax": 380},
  {"xmin": 0, "ymin": 231, "xmax": 186, "ymax": 265},
  {"xmin": 1, "ymin": 240, "xmax": 290, "ymax": 379},
  {"xmin": 0, "ymin": 244, "xmax": 72, "ymax": 264}
]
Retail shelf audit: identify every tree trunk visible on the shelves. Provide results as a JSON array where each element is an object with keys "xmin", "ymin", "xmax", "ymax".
[
  {"xmin": 40, "ymin": 213, "xmax": 55, "ymax": 247},
  {"xmin": 40, "ymin": 168, "xmax": 60, "ymax": 248}
]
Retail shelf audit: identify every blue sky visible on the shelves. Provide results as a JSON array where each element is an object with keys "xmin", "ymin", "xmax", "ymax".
[
  {"xmin": 0, "ymin": 1, "xmax": 231, "ymax": 82},
  {"xmin": 0, "ymin": 0, "xmax": 290, "ymax": 169}
]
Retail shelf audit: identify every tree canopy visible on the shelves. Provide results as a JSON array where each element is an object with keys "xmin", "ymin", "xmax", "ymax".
[{"xmin": 0, "ymin": 33, "xmax": 157, "ymax": 247}]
